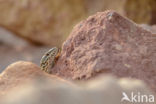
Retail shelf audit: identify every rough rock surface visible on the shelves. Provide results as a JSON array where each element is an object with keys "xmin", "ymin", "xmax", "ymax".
[
  {"xmin": 0, "ymin": 0, "xmax": 85, "ymax": 46},
  {"xmin": 0, "ymin": 61, "xmax": 67, "ymax": 97},
  {"xmin": 52, "ymin": 11, "xmax": 156, "ymax": 92},
  {"xmin": 0, "ymin": 75, "xmax": 155, "ymax": 104}
]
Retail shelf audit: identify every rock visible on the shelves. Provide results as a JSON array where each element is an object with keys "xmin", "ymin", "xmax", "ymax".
[
  {"xmin": 140, "ymin": 24, "xmax": 156, "ymax": 34},
  {"xmin": 51, "ymin": 11, "xmax": 156, "ymax": 92},
  {"xmin": 0, "ymin": 75, "xmax": 155, "ymax": 104},
  {"xmin": 1, "ymin": 0, "xmax": 155, "ymax": 46},
  {"xmin": 0, "ymin": 0, "xmax": 86, "ymax": 46},
  {"xmin": 0, "ymin": 61, "xmax": 67, "ymax": 97}
]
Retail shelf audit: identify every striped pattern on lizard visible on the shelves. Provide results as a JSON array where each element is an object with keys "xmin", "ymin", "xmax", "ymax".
[{"xmin": 40, "ymin": 47, "xmax": 60, "ymax": 73}]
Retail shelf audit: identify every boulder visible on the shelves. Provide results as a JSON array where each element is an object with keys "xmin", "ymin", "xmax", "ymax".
[
  {"xmin": 0, "ymin": 61, "xmax": 67, "ymax": 97},
  {"xmin": 0, "ymin": 75, "xmax": 155, "ymax": 104},
  {"xmin": 0, "ymin": 0, "xmax": 86, "ymax": 46},
  {"xmin": 52, "ymin": 11, "xmax": 156, "ymax": 92},
  {"xmin": 1, "ymin": 0, "xmax": 156, "ymax": 46}
]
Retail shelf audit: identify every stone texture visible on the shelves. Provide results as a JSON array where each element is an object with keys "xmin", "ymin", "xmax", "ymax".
[
  {"xmin": 0, "ymin": 75, "xmax": 155, "ymax": 104},
  {"xmin": 52, "ymin": 11, "xmax": 156, "ymax": 92},
  {"xmin": 0, "ymin": 61, "xmax": 68, "ymax": 97},
  {"xmin": 0, "ymin": 0, "xmax": 86, "ymax": 46}
]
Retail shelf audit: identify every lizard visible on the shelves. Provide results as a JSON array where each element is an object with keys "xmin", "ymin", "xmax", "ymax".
[{"xmin": 40, "ymin": 47, "xmax": 60, "ymax": 73}]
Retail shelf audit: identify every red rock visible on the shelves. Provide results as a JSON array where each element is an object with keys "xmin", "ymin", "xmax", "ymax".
[{"xmin": 52, "ymin": 10, "xmax": 156, "ymax": 92}]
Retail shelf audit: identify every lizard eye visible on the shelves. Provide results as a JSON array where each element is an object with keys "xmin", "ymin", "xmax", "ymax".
[
  {"xmin": 54, "ymin": 52, "xmax": 57, "ymax": 55},
  {"xmin": 46, "ymin": 53, "xmax": 49, "ymax": 56}
]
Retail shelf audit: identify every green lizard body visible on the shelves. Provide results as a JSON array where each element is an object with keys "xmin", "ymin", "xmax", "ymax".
[{"xmin": 40, "ymin": 47, "xmax": 60, "ymax": 73}]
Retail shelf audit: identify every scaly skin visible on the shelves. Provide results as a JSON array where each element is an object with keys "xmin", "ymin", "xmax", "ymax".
[{"xmin": 40, "ymin": 47, "xmax": 60, "ymax": 73}]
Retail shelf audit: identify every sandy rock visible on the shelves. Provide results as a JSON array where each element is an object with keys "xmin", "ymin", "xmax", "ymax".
[
  {"xmin": 0, "ymin": 61, "xmax": 66, "ymax": 97},
  {"xmin": 0, "ymin": 0, "xmax": 86, "ymax": 46},
  {"xmin": 0, "ymin": 75, "xmax": 155, "ymax": 104},
  {"xmin": 52, "ymin": 11, "xmax": 156, "ymax": 92}
]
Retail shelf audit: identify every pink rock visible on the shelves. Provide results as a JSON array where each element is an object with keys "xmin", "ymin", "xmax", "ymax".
[
  {"xmin": 0, "ymin": 61, "xmax": 67, "ymax": 97},
  {"xmin": 52, "ymin": 10, "xmax": 156, "ymax": 92}
]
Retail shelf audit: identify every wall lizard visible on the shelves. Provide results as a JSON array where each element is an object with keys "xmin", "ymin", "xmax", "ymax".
[{"xmin": 40, "ymin": 47, "xmax": 60, "ymax": 73}]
